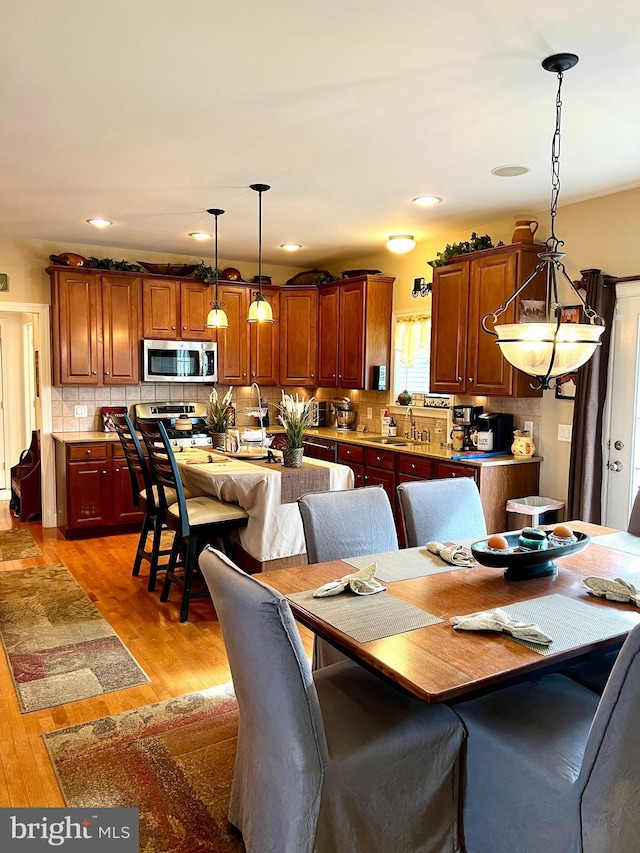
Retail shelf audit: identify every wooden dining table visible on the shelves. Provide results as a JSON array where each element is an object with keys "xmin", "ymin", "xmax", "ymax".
[{"xmin": 259, "ymin": 521, "xmax": 640, "ymax": 703}]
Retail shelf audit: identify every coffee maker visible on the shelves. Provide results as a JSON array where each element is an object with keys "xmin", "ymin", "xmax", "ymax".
[
  {"xmin": 474, "ymin": 412, "xmax": 514, "ymax": 453},
  {"xmin": 452, "ymin": 405, "xmax": 484, "ymax": 450}
]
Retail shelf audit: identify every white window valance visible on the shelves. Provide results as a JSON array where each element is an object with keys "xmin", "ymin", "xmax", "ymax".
[{"xmin": 394, "ymin": 314, "xmax": 431, "ymax": 369}]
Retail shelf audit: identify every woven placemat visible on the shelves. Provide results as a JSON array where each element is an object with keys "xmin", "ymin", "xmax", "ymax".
[
  {"xmin": 472, "ymin": 593, "xmax": 636, "ymax": 656},
  {"xmin": 592, "ymin": 531, "xmax": 640, "ymax": 557},
  {"xmin": 287, "ymin": 589, "xmax": 442, "ymax": 643},
  {"xmin": 344, "ymin": 546, "xmax": 469, "ymax": 582},
  {"xmin": 242, "ymin": 458, "xmax": 330, "ymax": 504}
]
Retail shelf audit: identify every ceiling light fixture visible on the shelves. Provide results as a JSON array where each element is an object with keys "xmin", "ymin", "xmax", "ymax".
[
  {"xmin": 482, "ymin": 53, "xmax": 604, "ymax": 390},
  {"xmin": 280, "ymin": 243, "xmax": 302, "ymax": 251},
  {"xmin": 386, "ymin": 234, "xmax": 416, "ymax": 254},
  {"xmin": 204, "ymin": 208, "xmax": 229, "ymax": 330},
  {"xmin": 491, "ymin": 165, "xmax": 531, "ymax": 178},
  {"xmin": 247, "ymin": 184, "xmax": 274, "ymax": 324},
  {"xmin": 411, "ymin": 196, "xmax": 441, "ymax": 207},
  {"xmin": 87, "ymin": 218, "xmax": 112, "ymax": 228},
  {"xmin": 189, "ymin": 231, "xmax": 212, "ymax": 241}
]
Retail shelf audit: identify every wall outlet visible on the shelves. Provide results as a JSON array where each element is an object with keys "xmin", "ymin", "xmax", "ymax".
[
  {"xmin": 74, "ymin": 404, "xmax": 88, "ymax": 418},
  {"xmin": 524, "ymin": 420, "xmax": 533, "ymax": 435},
  {"xmin": 557, "ymin": 423, "xmax": 573, "ymax": 442},
  {"xmin": 367, "ymin": 407, "xmax": 373, "ymax": 419}
]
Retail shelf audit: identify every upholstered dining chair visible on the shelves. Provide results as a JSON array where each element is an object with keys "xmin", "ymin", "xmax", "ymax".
[
  {"xmin": 138, "ymin": 420, "xmax": 248, "ymax": 622},
  {"xmin": 452, "ymin": 622, "xmax": 640, "ymax": 853},
  {"xmin": 199, "ymin": 546, "xmax": 465, "ymax": 853},
  {"xmin": 298, "ymin": 486, "xmax": 398, "ymax": 668},
  {"xmin": 397, "ymin": 478, "xmax": 487, "ymax": 548},
  {"xmin": 112, "ymin": 413, "xmax": 175, "ymax": 591},
  {"xmin": 627, "ymin": 487, "xmax": 640, "ymax": 535}
]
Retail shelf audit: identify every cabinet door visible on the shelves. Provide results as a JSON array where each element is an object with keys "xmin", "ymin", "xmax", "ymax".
[
  {"xmin": 67, "ymin": 461, "xmax": 111, "ymax": 529},
  {"xmin": 430, "ymin": 263, "xmax": 469, "ymax": 394},
  {"xmin": 142, "ymin": 279, "xmax": 179, "ymax": 339},
  {"xmin": 338, "ymin": 280, "xmax": 366, "ymax": 389},
  {"xmin": 363, "ymin": 466, "xmax": 396, "ymax": 505},
  {"xmin": 250, "ymin": 287, "xmax": 279, "ymax": 386},
  {"xmin": 434, "ymin": 461, "xmax": 478, "ymax": 482},
  {"xmin": 217, "ymin": 284, "xmax": 250, "ymax": 384},
  {"xmin": 53, "ymin": 270, "xmax": 102, "ymax": 385},
  {"xmin": 317, "ymin": 286, "xmax": 340, "ymax": 386},
  {"xmin": 280, "ymin": 287, "xmax": 317, "ymax": 386},
  {"xmin": 111, "ymin": 456, "xmax": 144, "ymax": 524},
  {"xmin": 180, "ymin": 281, "xmax": 214, "ymax": 341},
  {"xmin": 102, "ymin": 275, "xmax": 141, "ymax": 385}
]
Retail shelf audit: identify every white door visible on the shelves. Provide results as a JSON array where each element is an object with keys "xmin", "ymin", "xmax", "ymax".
[{"xmin": 603, "ymin": 281, "xmax": 640, "ymax": 528}]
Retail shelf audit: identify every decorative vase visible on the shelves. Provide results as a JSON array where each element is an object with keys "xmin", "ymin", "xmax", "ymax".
[
  {"xmin": 210, "ymin": 432, "xmax": 226, "ymax": 451},
  {"xmin": 511, "ymin": 219, "xmax": 538, "ymax": 243},
  {"xmin": 397, "ymin": 389, "xmax": 412, "ymax": 406},
  {"xmin": 511, "ymin": 430, "xmax": 535, "ymax": 458},
  {"xmin": 282, "ymin": 447, "xmax": 304, "ymax": 468}
]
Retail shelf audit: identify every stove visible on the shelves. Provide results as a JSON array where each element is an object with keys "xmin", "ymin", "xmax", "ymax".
[{"xmin": 134, "ymin": 402, "xmax": 214, "ymax": 448}]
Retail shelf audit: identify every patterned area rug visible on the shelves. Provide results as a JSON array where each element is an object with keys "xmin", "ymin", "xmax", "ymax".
[
  {"xmin": 0, "ymin": 527, "xmax": 42, "ymax": 560},
  {"xmin": 44, "ymin": 684, "xmax": 244, "ymax": 853},
  {"xmin": 0, "ymin": 563, "xmax": 149, "ymax": 712}
]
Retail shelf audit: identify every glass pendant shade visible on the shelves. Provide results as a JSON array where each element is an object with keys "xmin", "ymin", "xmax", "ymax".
[
  {"xmin": 247, "ymin": 293, "xmax": 273, "ymax": 323},
  {"xmin": 205, "ymin": 303, "xmax": 229, "ymax": 329},
  {"xmin": 494, "ymin": 322, "xmax": 605, "ymax": 379}
]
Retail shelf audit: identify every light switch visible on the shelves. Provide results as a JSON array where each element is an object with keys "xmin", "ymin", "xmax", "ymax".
[{"xmin": 557, "ymin": 423, "xmax": 572, "ymax": 442}]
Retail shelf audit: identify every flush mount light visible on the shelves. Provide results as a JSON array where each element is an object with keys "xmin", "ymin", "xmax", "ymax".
[
  {"xmin": 280, "ymin": 243, "xmax": 302, "ymax": 251},
  {"xmin": 482, "ymin": 53, "xmax": 604, "ymax": 390},
  {"xmin": 411, "ymin": 196, "xmax": 441, "ymax": 207},
  {"xmin": 189, "ymin": 231, "xmax": 212, "ymax": 241},
  {"xmin": 204, "ymin": 208, "xmax": 229, "ymax": 330},
  {"xmin": 247, "ymin": 184, "xmax": 274, "ymax": 324},
  {"xmin": 87, "ymin": 218, "xmax": 112, "ymax": 228},
  {"xmin": 491, "ymin": 165, "xmax": 531, "ymax": 178},
  {"xmin": 386, "ymin": 234, "xmax": 416, "ymax": 254}
]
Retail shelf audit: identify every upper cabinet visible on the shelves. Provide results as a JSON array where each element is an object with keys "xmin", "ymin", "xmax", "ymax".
[
  {"xmin": 430, "ymin": 244, "xmax": 546, "ymax": 397},
  {"xmin": 317, "ymin": 274, "xmax": 395, "ymax": 390},
  {"xmin": 216, "ymin": 283, "xmax": 280, "ymax": 386},
  {"xmin": 142, "ymin": 278, "xmax": 214, "ymax": 341},
  {"xmin": 50, "ymin": 268, "xmax": 141, "ymax": 386},
  {"xmin": 279, "ymin": 286, "xmax": 318, "ymax": 387}
]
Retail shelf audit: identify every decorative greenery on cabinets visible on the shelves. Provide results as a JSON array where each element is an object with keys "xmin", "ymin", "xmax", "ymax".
[{"xmin": 428, "ymin": 233, "xmax": 503, "ymax": 267}]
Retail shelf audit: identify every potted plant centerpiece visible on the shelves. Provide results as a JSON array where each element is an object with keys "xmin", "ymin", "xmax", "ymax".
[
  {"xmin": 278, "ymin": 391, "xmax": 313, "ymax": 468},
  {"xmin": 206, "ymin": 386, "xmax": 234, "ymax": 449}
]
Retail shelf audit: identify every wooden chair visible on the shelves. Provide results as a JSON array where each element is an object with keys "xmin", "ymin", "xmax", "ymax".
[
  {"xmin": 10, "ymin": 430, "xmax": 41, "ymax": 521},
  {"xmin": 138, "ymin": 420, "xmax": 248, "ymax": 622},
  {"xmin": 111, "ymin": 413, "xmax": 174, "ymax": 591}
]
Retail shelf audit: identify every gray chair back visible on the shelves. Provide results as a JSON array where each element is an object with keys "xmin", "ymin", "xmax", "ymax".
[
  {"xmin": 627, "ymin": 489, "xmax": 640, "ymax": 535},
  {"xmin": 298, "ymin": 485, "xmax": 398, "ymax": 563},
  {"xmin": 397, "ymin": 477, "xmax": 487, "ymax": 547}
]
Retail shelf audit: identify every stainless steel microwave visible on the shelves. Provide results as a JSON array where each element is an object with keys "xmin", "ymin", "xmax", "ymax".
[{"xmin": 142, "ymin": 339, "xmax": 218, "ymax": 383}]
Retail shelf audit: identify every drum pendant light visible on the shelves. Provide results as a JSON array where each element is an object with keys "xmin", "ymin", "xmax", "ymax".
[
  {"xmin": 247, "ymin": 183, "xmax": 274, "ymax": 323},
  {"xmin": 205, "ymin": 208, "xmax": 229, "ymax": 330},
  {"xmin": 482, "ymin": 53, "xmax": 605, "ymax": 390}
]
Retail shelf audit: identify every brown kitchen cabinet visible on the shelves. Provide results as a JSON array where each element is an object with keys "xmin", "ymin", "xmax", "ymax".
[
  {"xmin": 216, "ymin": 283, "xmax": 280, "ymax": 386},
  {"xmin": 55, "ymin": 440, "xmax": 144, "ymax": 538},
  {"xmin": 142, "ymin": 277, "xmax": 214, "ymax": 341},
  {"xmin": 49, "ymin": 267, "xmax": 141, "ymax": 386},
  {"xmin": 279, "ymin": 286, "xmax": 318, "ymax": 386},
  {"xmin": 337, "ymin": 441, "xmax": 364, "ymax": 486},
  {"xmin": 430, "ymin": 243, "xmax": 546, "ymax": 397},
  {"xmin": 362, "ymin": 447, "xmax": 396, "ymax": 506},
  {"xmin": 317, "ymin": 274, "xmax": 394, "ymax": 390}
]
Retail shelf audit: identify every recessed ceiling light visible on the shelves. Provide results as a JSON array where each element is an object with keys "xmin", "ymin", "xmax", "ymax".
[
  {"xmin": 189, "ymin": 232, "xmax": 213, "ymax": 240},
  {"xmin": 386, "ymin": 234, "xmax": 416, "ymax": 254},
  {"xmin": 280, "ymin": 243, "xmax": 302, "ymax": 251},
  {"xmin": 87, "ymin": 218, "xmax": 112, "ymax": 228},
  {"xmin": 491, "ymin": 165, "xmax": 531, "ymax": 178},
  {"xmin": 411, "ymin": 195, "xmax": 441, "ymax": 207}
]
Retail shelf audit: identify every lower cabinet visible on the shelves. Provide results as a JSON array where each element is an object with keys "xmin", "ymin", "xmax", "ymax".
[
  {"xmin": 337, "ymin": 442, "xmax": 364, "ymax": 486},
  {"xmin": 362, "ymin": 448, "xmax": 397, "ymax": 505},
  {"xmin": 55, "ymin": 441, "xmax": 144, "ymax": 538}
]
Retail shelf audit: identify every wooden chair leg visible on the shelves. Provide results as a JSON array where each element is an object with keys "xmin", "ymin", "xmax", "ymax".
[
  {"xmin": 161, "ymin": 535, "xmax": 183, "ymax": 602},
  {"xmin": 147, "ymin": 516, "xmax": 165, "ymax": 591},
  {"xmin": 133, "ymin": 512, "xmax": 154, "ymax": 577},
  {"xmin": 179, "ymin": 536, "xmax": 199, "ymax": 623}
]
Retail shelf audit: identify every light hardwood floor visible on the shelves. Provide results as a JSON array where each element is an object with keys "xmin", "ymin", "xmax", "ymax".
[{"xmin": 0, "ymin": 503, "xmax": 313, "ymax": 807}]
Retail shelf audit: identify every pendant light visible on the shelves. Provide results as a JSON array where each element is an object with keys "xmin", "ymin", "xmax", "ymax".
[
  {"xmin": 205, "ymin": 208, "xmax": 229, "ymax": 330},
  {"xmin": 482, "ymin": 53, "xmax": 605, "ymax": 390},
  {"xmin": 247, "ymin": 183, "xmax": 274, "ymax": 323}
]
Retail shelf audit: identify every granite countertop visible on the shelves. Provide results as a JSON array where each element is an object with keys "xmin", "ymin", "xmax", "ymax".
[{"xmin": 52, "ymin": 431, "xmax": 121, "ymax": 443}]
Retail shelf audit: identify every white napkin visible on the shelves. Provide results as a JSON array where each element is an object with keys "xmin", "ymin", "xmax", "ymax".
[
  {"xmin": 313, "ymin": 563, "xmax": 387, "ymax": 598},
  {"xmin": 584, "ymin": 576, "xmax": 640, "ymax": 606},
  {"xmin": 427, "ymin": 541, "xmax": 476, "ymax": 568},
  {"xmin": 450, "ymin": 608, "xmax": 553, "ymax": 645}
]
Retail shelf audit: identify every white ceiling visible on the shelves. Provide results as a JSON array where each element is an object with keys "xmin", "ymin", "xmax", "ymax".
[{"xmin": 3, "ymin": 0, "xmax": 640, "ymax": 267}]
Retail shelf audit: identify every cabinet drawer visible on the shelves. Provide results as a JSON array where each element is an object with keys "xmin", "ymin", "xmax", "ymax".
[
  {"xmin": 364, "ymin": 447, "xmax": 395, "ymax": 470},
  {"xmin": 397, "ymin": 454, "xmax": 434, "ymax": 479},
  {"xmin": 338, "ymin": 443, "xmax": 364, "ymax": 464},
  {"xmin": 435, "ymin": 461, "xmax": 478, "ymax": 482},
  {"xmin": 68, "ymin": 443, "xmax": 108, "ymax": 461}
]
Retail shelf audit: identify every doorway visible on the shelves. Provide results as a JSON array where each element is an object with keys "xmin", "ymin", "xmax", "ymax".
[{"xmin": 603, "ymin": 280, "xmax": 640, "ymax": 528}]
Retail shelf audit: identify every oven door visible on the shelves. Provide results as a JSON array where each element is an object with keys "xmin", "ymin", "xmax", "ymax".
[{"xmin": 142, "ymin": 340, "xmax": 218, "ymax": 382}]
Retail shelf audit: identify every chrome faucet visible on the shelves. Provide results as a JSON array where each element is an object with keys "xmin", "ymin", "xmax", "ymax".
[{"xmin": 404, "ymin": 406, "xmax": 417, "ymax": 440}]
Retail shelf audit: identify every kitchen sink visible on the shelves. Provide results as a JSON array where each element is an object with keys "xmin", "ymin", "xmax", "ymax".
[{"xmin": 357, "ymin": 436, "xmax": 413, "ymax": 446}]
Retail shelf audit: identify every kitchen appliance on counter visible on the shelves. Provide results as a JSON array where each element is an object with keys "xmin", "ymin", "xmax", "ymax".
[
  {"xmin": 452, "ymin": 404, "xmax": 484, "ymax": 450},
  {"xmin": 331, "ymin": 397, "xmax": 357, "ymax": 431},
  {"xmin": 473, "ymin": 412, "xmax": 515, "ymax": 453},
  {"xmin": 142, "ymin": 339, "xmax": 217, "ymax": 383},
  {"xmin": 134, "ymin": 402, "xmax": 214, "ymax": 448},
  {"xmin": 307, "ymin": 400, "xmax": 329, "ymax": 427}
]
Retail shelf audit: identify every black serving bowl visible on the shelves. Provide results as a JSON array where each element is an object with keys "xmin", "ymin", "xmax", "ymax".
[{"xmin": 471, "ymin": 530, "xmax": 591, "ymax": 580}]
